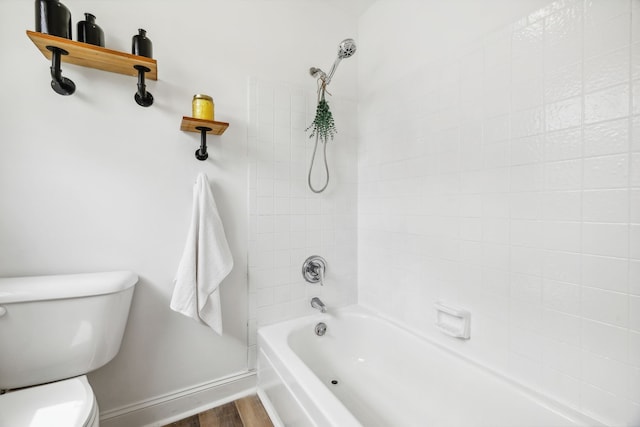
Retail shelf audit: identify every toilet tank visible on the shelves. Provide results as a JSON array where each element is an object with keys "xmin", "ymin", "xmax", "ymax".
[{"xmin": 0, "ymin": 271, "xmax": 138, "ymax": 390}]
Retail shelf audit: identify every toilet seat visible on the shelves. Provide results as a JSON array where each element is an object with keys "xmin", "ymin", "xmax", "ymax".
[{"xmin": 0, "ymin": 375, "xmax": 99, "ymax": 427}]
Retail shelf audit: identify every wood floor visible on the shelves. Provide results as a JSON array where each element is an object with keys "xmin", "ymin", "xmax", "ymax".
[{"xmin": 163, "ymin": 395, "xmax": 274, "ymax": 427}]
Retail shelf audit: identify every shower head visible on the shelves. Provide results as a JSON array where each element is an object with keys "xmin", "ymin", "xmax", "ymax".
[
  {"xmin": 326, "ymin": 38, "xmax": 356, "ymax": 84},
  {"xmin": 337, "ymin": 38, "xmax": 357, "ymax": 59},
  {"xmin": 311, "ymin": 38, "xmax": 357, "ymax": 85}
]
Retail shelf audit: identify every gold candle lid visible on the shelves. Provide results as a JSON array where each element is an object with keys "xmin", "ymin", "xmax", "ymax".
[{"xmin": 193, "ymin": 94, "xmax": 213, "ymax": 101}]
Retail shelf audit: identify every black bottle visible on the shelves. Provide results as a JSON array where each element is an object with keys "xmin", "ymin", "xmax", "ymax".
[
  {"xmin": 132, "ymin": 29, "xmax": 152, "ymax": 58},
  {"xmin": 77, "ymin": 13, "xmax": 104, "ymax": 47},
  {"xmin": 35, "ymin": 0, "xmax": 72, "ymax": 39}
]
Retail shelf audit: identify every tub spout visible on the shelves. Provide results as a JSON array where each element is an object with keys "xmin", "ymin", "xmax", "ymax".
[{"xmin": 311, "ymin": 297, "xmax": 326, "ymax": 313}]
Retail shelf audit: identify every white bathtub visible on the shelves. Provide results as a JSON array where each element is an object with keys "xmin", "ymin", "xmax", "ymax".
[{"xmin": 257, "ymin": 305, "xmax": 603, "ymax": 427}]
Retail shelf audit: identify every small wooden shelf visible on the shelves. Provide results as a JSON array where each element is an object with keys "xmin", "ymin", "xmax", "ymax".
[
  {"xmin": 26, "ymin": 30, "xmax": 157, "ymax": 80},
  {"xmin": 180, "ymin": 117, "xmax": 229, "ymax": 135}
]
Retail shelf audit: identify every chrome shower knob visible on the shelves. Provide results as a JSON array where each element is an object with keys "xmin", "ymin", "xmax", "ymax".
[{"xmin": 302, "ymin": 256, "xmax": 327, "ymax": 285}]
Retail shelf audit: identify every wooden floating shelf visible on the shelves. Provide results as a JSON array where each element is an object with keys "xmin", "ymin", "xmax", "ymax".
[
  {"xmin": 180, "ymin": 117, "xmax": 229, "ymax": 136},
  {"xmin": 26, "ymin": 30, "xmax": 157, "ymax": 80}
]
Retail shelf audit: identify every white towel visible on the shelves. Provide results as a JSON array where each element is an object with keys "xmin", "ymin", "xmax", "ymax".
[{"xmin": 171, "ymin": 172, "xmax": 233, "ymax": 335}]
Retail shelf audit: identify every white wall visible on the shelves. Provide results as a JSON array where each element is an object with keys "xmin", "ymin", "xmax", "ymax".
[
  {"xmin": 0, "ymin": 0, "xmax": 355, "ymax": 416},
  {"xmin": 358, "ymin": 0, "xmax": 640, "ymax": 425}
]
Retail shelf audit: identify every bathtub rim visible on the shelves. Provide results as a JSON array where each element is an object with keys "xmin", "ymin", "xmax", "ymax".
[{"xmin": 258, "ymin": 304, "xmax": 606, "ymax": 427}]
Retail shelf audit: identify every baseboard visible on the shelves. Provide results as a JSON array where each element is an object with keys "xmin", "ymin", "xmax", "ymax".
[{"xmin": 100, "ymin": 371, "xmax": 256, "ymax": 427}]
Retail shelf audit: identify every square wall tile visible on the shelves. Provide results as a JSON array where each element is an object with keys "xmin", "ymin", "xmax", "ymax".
[
  {"xmin": 583, "ymin": 154, "xmax": 629, "ymax": 189},
  {"xmin": 584, "ymin": 118, "xmax": 629, "ymax": 157},
  {"xmin": 543, "ymin": 221, "xmax": 581, "ymax": 252},
  {"xmin": 582, "ymin": 223, "xmax": 629, "ymax": 258},
  {"xmin": 512, "ymin": 135, "xmax": 545, "ymax": 165},
  {"xmin": 543, "ymin": 309, "xmax": 581, "ymax": 346},
  {"xmin": 543, "ymin": 338, "xmax": 582, "ymax": 378},
  {"xmin": 582, "ymin": 189, "xmax": 629, "ymax": 223},
  {"xmin": 585, "ymin": 84, "xmax": 630, "ymax": 124},
  {"xmin": 541, "ymin": 191, "xmax": 581, "ymax": 221},
  {"xmin": 544, "ymin": 5, "xmax": 583, "ymax": 69},
  {"xmin": 545, "ymin": 97, "xmax": 582, "ymax": 131},
  {"xmin": 545, "ymin": 127, "xmax": 582, "ymax": 161},
  {"xmin": 584, "ymin": 47, "xmax": 630, "ymax": 93},
  {"xmin": 543, "ymin": 279, "xmax": 580, "ymax": 315},
  {"xmin": 584, "ymin": 10, "xmax": 631, "ymax": 59},
  {"xmin": 544, "ymin": 159, "xmax": 582, "ymax": 191},
  {"xmin": 581, "ymin": 319, "xmax": 628, "ymax": 362},
  {"xmin": 582, "ymin": 255, "xmax": 628, "ymax": 293},
  {"xmin": 545, "ymin": 61, "xmax": 582, "ymax": 103},
  {"xmin": 581, "ymin": 286, "xmax": 628, "ymax": 327},
  {"xmin": 512, "ymin": 107, "xmax": 544, "ymax": 138},
  {"xmin": 543, "ymin": 250, "xmax": 581, "ymax": 284},
  {"xmin": 512, "ymin": 164, "xmax": 545, "ymax": 192}
]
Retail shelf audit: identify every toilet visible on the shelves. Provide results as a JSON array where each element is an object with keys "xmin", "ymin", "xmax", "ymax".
[{"xmin": 0, "ymin": 271, "xmax": 138, "ymax": 427}]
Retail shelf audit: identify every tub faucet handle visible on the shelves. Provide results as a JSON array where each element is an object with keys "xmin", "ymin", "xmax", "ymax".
[{"xmin": 302, "ymin": 256, "xmax": 327, "ymax": 286}]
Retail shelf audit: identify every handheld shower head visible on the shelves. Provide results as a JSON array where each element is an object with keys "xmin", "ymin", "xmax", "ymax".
[
  {"xmin": 311, "ymin": 38, "xmax": 357, "ymax": 85},
  {"xmin": 337, "ymin": 38, "xmax": 357, "ymax": 59},
  {"xmin": 325, "ymin": 38, "xmax": 356, "ymax": 84}
]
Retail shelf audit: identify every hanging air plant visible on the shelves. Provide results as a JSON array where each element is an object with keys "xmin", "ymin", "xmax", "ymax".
[{"xmin": 306, "ymin": 88, "xmax": 336, "ymax": 143}]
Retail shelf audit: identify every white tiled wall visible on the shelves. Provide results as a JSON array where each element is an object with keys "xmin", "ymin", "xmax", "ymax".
[
  {"xmin": 248, "ymin": 79, "xmax": 358, "ymax": 365},
  {"xmin": 358, "ymin": 0, "xmax": 639, "ymax": 425}
]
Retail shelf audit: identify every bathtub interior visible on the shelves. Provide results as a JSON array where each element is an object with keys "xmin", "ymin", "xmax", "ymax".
[{"xmin": 260, "ymin": 306, "xmax": 604, "ymax": 427}]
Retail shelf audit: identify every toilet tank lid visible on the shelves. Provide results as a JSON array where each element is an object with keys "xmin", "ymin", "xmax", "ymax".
[{"xmin": 0, "ymin": 271, "xmax": 138, "ymax": 304}]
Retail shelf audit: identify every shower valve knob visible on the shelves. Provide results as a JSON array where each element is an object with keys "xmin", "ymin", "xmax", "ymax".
[{"xmin": 302, "ymin": 256, "xmax": 327, "ymax": 285}]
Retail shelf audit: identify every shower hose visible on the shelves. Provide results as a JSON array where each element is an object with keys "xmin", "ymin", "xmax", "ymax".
[
  {"xmin": 308, "ymin": 132, "xmax": 329, "ymax": 193},
  {"xmin": 308, "ymin": 80, "xmax": 331, "ymax": 194}
]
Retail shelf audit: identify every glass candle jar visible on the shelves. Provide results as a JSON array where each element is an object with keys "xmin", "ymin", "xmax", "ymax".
[{"xmin": 192, "ymin": 94, "xmax": 214, "ymax": 121}]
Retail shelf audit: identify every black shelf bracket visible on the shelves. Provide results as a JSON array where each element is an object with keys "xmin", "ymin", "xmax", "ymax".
[
  {"xmin": 195, "ymin": 126, "xmax": 211, "ymax": 161},
  {"xmin": 47, "ymin": 46, "xmax": 75, "ymax": 95},
  {"xmin": 134, "ymin": 65, "xmax": 153, "ymax": 107}
]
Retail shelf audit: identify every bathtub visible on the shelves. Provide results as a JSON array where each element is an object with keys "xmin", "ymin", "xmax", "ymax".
[{"xmin": 257, "ymin": 305, "xmax": 603, "ymax": 427}]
